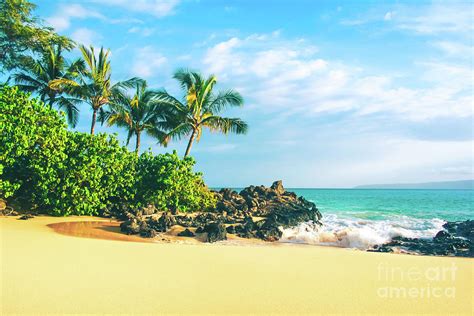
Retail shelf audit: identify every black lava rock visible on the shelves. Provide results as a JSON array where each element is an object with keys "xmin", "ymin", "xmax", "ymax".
[
  {"xmin": 140, "ymin": 228, "xmax": 158, "ymax": 238},
  {"xmin": 434, "ymin": 230, "xmax": 451, "ymax": 240},
  {"xmin": 370, "ymin": 220, "xmax": 473, "ymax": 257},
  {"xmin": 120, "ymin": 181, "xmax": 323, "ymax": 243},
  {"xmin": 120, "ymin": 219, "xmax": 141, "ymax": 235},
  {"xmin": 203, "ymin": 222, "xmax": 227, "ymax": 243},
  {"xmin": 18, "ymin": 214, "xmax": 34, "ymax": 220},
  {"xmin": 178, "ymin": 229, "xmax": 196, "ymax": 237},
  {"xmin": 226, "ymin": 225, "xmax": 236, "ymax": 234}
]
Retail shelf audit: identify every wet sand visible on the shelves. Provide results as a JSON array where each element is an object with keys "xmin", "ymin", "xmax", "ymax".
[
  {"xmin": 48, "ymin": 220, "xmax": 154, "ymax": 243},
  {"xmin": 47, "ymin": 219, "xmax": 267, "ymax": 245},
  {"xmin": 1, "ymin": 216, "xmax": 473, "ymax": 315}
]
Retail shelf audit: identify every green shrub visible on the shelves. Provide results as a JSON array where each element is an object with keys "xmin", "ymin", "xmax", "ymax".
[
  {"xmin": 135, "ymin": 151, "xmax": 216, "ymax": 213},
  {"xmin": 43, "ymin": 133, "xmax": 138, "ymax": 216},
  {"xmin": 0, "ymin": 85, "xmax": 215, "ymax": 215},
  {"xmin": 0, "ymin": 85, "xmax": 68, "ymax": 202}
]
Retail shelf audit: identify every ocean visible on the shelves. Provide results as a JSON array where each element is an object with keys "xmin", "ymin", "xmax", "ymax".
[{"xmin": 279, "ymin": 189, "xmax": 474, "ymax": 249}]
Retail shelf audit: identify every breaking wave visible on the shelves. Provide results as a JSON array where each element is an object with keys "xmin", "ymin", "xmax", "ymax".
[{"xmin": 279, "ymin": 214, "xmax": 446, "ymax": 249}]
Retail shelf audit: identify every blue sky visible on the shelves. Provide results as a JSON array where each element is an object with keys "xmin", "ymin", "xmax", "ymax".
[{"xmin": 34, "ymin": 0, "xmax": 473, "ymax": 187}]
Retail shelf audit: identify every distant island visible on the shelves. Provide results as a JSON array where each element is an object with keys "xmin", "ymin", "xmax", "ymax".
[{"xmin": 355, "ymin": 180, "xmax": 473, "ymax": 189}]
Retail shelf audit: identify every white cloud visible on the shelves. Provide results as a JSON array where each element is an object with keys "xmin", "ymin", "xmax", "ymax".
[
  {"xmin": 92, "ymin": 0, "xmax": 180, "ymax": 17},
  {"xmin": 47, "ymin": 4, "xmax": 104, "ymax": 32},
  {"xmin": 132, "ymin": 46, "xmax": 167, "ymax": 77},
  {"xmin": 340, "ymin": 3, "xmax": 473, "ymax": 36},
  {"xmin": 71, "ymin": 28, "xmax": 102, "ymax": 46},
  {"xmin": 340, "ymin": 10, "xmax": 394, "ymax": 26},
  {"xmin": 394, "ymin": 3, "xmax": 473, "ymax": 35},
  {"xmin": 203, "ymin": 37, "xmax": 242, "ymax": 75},
  {"xmin": 330, "ymin": 138, "xmax": 474, "ymax": 186},
  {"xmin": 128, "ymin": 26, "xmax": 155, "ymax": 36},
  {"xmin": 431, "ymin": 41, "xmax": 473, "ymax": 58},
  {"xmin": 202, "ymin": 32, "xmax": 472, "ymax": 121},
  {"xmin": 384, "ymin": 11, "xmax": 393, "ymax": 21}
]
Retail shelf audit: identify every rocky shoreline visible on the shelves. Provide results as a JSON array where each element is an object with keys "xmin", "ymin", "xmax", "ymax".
[
  {"xmin": 369, "ymin": 220, "xmax": 473, "ymax": 257},
  {"xmin": 120, "ymin": 180, "xmax": 322, "ymax": 243},
  {"xmin": 2, "ymin": 181, "xmax": 472, "ymax": 257},
  {"xmin": 119, "ymin": 179, "xmax": 473, "ymax": 257}
]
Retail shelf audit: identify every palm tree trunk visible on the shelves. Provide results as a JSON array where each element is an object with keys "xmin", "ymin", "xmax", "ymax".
[
  {"xmin": 184, "ymin": 129, "xmax": 196, "ymax": 157},
  {"xmin": 90, "ymin": 108, "xmax": 97, "ymax": 135},
  {"xmin": 135, "ymin": 131, "xmax": 141, "ymax": 154}
]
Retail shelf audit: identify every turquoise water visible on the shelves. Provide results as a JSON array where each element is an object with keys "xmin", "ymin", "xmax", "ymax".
[
  {"xmin": 223, "ymin": 188, "xmax": 473, "ymax": 248},
  {"xmin": 290, "ymin": 189, "xmax": 474, "ymax": 221},
  {"xmin": 280, "ymin": 189, "xmax": 473, "ymax": 248}
]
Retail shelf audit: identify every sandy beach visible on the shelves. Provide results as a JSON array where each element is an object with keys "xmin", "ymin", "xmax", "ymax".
[{"xmin": 1, "ymin": 216, "xmax": 472, "ymax": 315}]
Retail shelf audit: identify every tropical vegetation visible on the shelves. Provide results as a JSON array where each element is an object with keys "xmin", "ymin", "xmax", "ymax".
[
  {"xmin": 0, "ymin": 0, "xmax": 248, "ymax": 216},
  {"xmin": 70, "ymin": 45, "xmax": 141, "ymax": 135},
  {"xmin": 0, "ymin": 0, "xmax": 73, "ymax": 72},
  {"xmin": 13, "ymin": 44, "xmax": 83, "ymax": 126},
  {"xmin": 0, "ymin": 86, "xmax": 215, "ymax": 215},
  {"xmin": 101, "ymin": 80, "xmax": 167, "ymax": 153},
  {"xmin": 157, "ymin": 69, "xmax": 248, "ymax": 157}
]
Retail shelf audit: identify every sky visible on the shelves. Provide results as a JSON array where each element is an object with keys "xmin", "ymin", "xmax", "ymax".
[{"xmin": 32, "ymin": 0, "xmax": 473, "ymax": 188}]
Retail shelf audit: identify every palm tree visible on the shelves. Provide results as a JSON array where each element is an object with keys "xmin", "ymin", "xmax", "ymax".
[
  {"xmin": 13, "ymin": 44, "xmax": 83, "ymax": 127},
  {"xmin": 70, "ymin": 45, "xmax": 140, "ymax": 134},
  {"xmin": 101, "ymin": 80, "xmax": 168, "ymax": 153},
  {"xmin": 156, "ymin": 69, "xmax": 248, "ymax": 157}
]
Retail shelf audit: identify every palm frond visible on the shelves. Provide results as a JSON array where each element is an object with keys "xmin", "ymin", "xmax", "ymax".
[
  {"xmin": 200, "ymin": 74, "xmax": 217, "ymax": 104},
  {"xmin": 155, "ymin": 89, "xmax": 187, "ymax": 112},
  {"xmin": 114, "ymin": 77, "xmax": 145, "ymax": 90},
  {"xmin": 56, "ymin": 96, "xmax": 80, "ymax": 127},
  {"xmin": 66, "ymin": 58, "xmax": 86, "ymax": 78},
  {"xmin": 162, "ymin": 122, "xmax": 193, "ymax": 145},
  {"xmin": 79, "ymin": 45, "xmax": 96, "ymax": 74},
  {"xmin": 49, "ymin": 78, "xmax": 79, "ymax": 91},
  {"xmin": 202, "ymin": 116, "xmax": 248, "ymax": 134},
  {"xmin": 13, "ymin": 72, "xmax": 45, "ymax": 92},
  {"xmin": 173, "ymin": 68, "xmax": 195, "ymax": 91},
  {"xmin": 205, "ymin": 89, "xmax": 244, "ymax": 113},
  {"xmin": 125, "ymin": 128, "xmax": 134, "ymax": 146},
  {"xmin": 146, "ymin": 127, "xmax": 169, "ymax": 145}
]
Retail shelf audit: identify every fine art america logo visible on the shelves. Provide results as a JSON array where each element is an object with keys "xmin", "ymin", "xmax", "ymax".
[{"xmin": 376, "ymin": 262, "xmax": 457, "ymax": 299}]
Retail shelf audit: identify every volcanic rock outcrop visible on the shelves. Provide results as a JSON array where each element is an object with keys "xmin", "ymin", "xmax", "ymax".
[
  {"xmin": 120, "ymin": 181, "xmax": 322, "ymax": 243},
  {"xmin": 370, "ymin": 220, "xmax": 473, "ymax": 257}
]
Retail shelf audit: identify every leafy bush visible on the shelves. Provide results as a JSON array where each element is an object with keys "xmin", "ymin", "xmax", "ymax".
[
  {"xmin": 43, "ymin": 133, "xmax": 137, "ymax": 216},
  {"xmin": 135, "ymin": 151, "xmax": 216, "ymax": 213},
  {"xmin": 0, "ymin": 85, "xmax": 68, "ymax": 202},
  {"xmin": 0, "ymin": 85, "xmax": 215, "ymax": 215}
]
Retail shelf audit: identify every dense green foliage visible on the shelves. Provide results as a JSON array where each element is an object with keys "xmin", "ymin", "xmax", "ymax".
[
  {"xmin": 135, "ymin": 152, "xmax": 216, "ymax": 213},
  {"xmin": 0, "ymin": 0, "xmax": 73, "ymax": 72},
  {"xmin": 1, "ymin": 1, "xmax": 245, "ymax": 218},
  {"xmin": 43, "ymin": 133, "xmax": 137, "ymax": 215},
  {"xmin": 0, "ymin": 86, "xmax": 216, "ymax": 215},
  {"xmin": 0, "ymin": 85, "xmax": 68, "ymax": 201}
]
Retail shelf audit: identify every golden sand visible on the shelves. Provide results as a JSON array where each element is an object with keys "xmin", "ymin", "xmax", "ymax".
[{"xmin": 1, "ymin": 216, "xmax": 473, "ymax": 315}]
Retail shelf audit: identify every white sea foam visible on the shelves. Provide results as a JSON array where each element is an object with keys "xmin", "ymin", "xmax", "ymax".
[{"xmin": 279, "ymin": 214, "xmax": 446, "ymax": 249}]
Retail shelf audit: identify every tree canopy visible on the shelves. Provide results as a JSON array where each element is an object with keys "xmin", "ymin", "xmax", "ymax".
[
  {"xmin": 0, "ymin": 0, "xmax": 73, "ymax": 72},
  {"xmin": 157, "ymin": 69, "xmax": 248, "ymax": 157}
]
